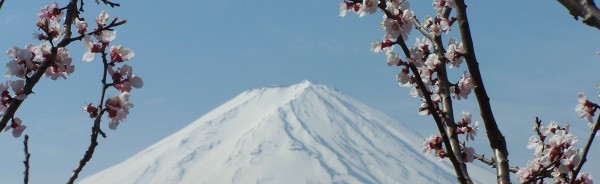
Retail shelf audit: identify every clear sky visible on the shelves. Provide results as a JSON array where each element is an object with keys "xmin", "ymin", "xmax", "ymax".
[{"xmin": 1, "ymin": 0, "xmax": 600, "ymax": 183}]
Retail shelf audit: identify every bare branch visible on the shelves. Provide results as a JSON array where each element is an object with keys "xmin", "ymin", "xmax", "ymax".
[
  {"xmin": 67, "ymin": 51, "xmax": 112, "ymax": 184},
  {"xmin": 453, "ymin": 0, "xmax": 511, "ymax": 183},
  {"xmin": 557, "ymin": 0, "xmax": 600, "ymax": 30},
  {"xmin": 472, "ymin": 153, "xmax": 519, "ymax": 173},
  {"xmin": 23, "ymin": 135, "xmax": 30, "ymax": 184}
]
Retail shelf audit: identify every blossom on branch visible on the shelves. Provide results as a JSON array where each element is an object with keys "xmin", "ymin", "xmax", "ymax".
[
  {"xmin": 3, "ymin": 117, "xmax": 26, "ymax": 138},
  {"xmin": 575, "ymin": 92, "xmax": 597, "ymax": 123},
  {"xmin": 456, "ymin": 111, "xmax": 479, "ymax": 141},
  {"xmin": 446, "ymin": 38, "xmax": 465, "ymax": 68},
  {"xmin": 450, "ymin": 72, "xmax": 473, "ymax": 100},
  {"xmin": 110, "ymin": 45, "xmax": 135, "ymax": 63},
  {"xmin": 105, "ymin": 92, "xmax": 133, "ymax": 130},
  {"xmin": 109, "ymin": 64, "xmax": 143, "ymax": 93}
]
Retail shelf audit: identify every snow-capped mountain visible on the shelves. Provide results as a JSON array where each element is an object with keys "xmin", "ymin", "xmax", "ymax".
[{"xmin": 78, "ymin": 80, "xmax": 495, "ymax": 184}]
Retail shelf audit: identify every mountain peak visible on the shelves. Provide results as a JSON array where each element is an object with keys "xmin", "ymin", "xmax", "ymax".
[{"xmin": 80, "ymin": 82, "xmax": 494, "ymax": 184}]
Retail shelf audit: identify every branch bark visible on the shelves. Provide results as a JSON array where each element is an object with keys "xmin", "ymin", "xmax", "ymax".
[
  {"xmin": 23, "ymin": 135, "xmax": 30, "ymax": 184},
  {"xmin": 557, "ymin": 0, "xmax": 600, "ymax": 30},
  {"xmin": 453, "ymin": 1, "xmax": 511, "ymax": 183}
]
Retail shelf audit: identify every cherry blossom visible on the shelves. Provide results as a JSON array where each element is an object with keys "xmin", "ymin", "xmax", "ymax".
[
  {"xmin": 370, "ymin": 39, "xmax": 394, "ymax": 54},
  {"xmin": 37, "ymin": 3, "xmax": 62, "ymax": 21},
  {"xmin": 456, "ymin": 111, "xmax": 478, "ymax": 141},
  {"xmin": 96, "ymin": 11, "xmax": 110, "ymax": 26},
  {"xmin": 108, "ymin": 64, "xmax": 143, "ymax": 93},
  {"xmin": 110, "ymin": 45, "xmax": 135, "ymax": 63},
  {"xmin": 75, "ymin": 19, "xmax": 88, "ymax": 35},
  {"xmin": 576, "ymin": 173, "xmax": 594, "ymax": 184},
  {"xmin": 446, "ymin": 38, "xmax": 465, "ymax": 68},
  {"xmin": 105, "ymin": 92, "xmax": 133, "ymax": 130},
  {"xmin": 3, "ymin": 117, "xmax": 26, "ymax": 138},
  {"xmin": 576, "ymin": 92, "xmax": 597, "ymax": 123},
  {"xmin": 386, "ymin": 51, "xmax": 402, "ymax": 66},
  {"xmin": 450, "ymin": 72, "xmax": 473, "ymax": 100},
  {"xmin": 422, "ymin": 135, "xmax": 444, "ymax": 156},
  {"xmin": 5, "ymin": 45, "xmax": 36, "ymax": 79},
  {"xmin": 45, "ymin": 47, "xmax": 75, "ymax": 80},
  {"xmin": 338, "ymin": 0, "xmax": 377, "ymax": 17},
  {"xmin": 357, "ymin": 0, "xmax": 378, "ymax": 17},
  {"xmin": 82, "ymin": 103, "xmax": 98, "ymax": 118},
  {"xmin": 396, "ymin": 67, "xmax": 411, "ymax": 87}
]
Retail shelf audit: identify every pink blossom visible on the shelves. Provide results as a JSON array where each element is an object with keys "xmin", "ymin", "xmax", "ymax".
[
  {"xmin": 96, "ymin": 11, "xmax": 110, "ymax": 25},
  {"xmin": 396, "ymin": 68, "xmax": 411, "ymax": 87},
  {"xmin": 75, "ymin": 19, "xmax": 88, "ymax": 35},
  {"xmin": 386, "ymin": 51, "xmax": 401, "ymax": 66},
  {"xmin": 45, "ymin": 47, "xmax": 74, "ymax": 80},
  {"xmin": 370, "ymin": 40, "xmax": 394, "ymax": 54},
  {"xmin": 422, "ymin": 135, "xmax": 443, "ymax": 156},
  {"xmin": 357, "ymin": 0, "xmax": 377, "ymax": 17},
  {"xmin": 451, "ymin": 72, "xmax": 473, "ymax": 100},
  {"xmin": 3, "ymin": 117, "xmax": 26, "ymax": 138},
  {"xmin": 576, "ymin": 173, "xmax": 594, "ymax": 184},
  {"xmin": 110, "ymin": 45, "xmax": 135, "ymax": 63},
  {"xmin": 5, "ymin": 45, "xmax": 36, "ymax": 79},
  {"xmin": 457, "ymin": 111, "xmax": 479, "ymax": 141},
  {"xmin": 108, "ymin": 64, "xmax": 143, "ymax": 93},
  {"xmin": 446, "ymin": 38, "xmax": 465, "ymax": 68},
  {"xmin": 105, "ymin": 92, "xmax": 133, "ymax": 130},
  {"xmin": 424, "ymin": 54, "xmax": 440, "ymax": 70},
  {"xmin": 576, "ymin": 92, "xmax": 596, "ymax": 123},
  {"xmin": 461, "ymin": 146, "xmax": 474, "ymax": 163},
  {"xmin": 37, "ymin": 3, "xmax": 62, "ymax": 21},
  {"xmin": 10, "ymin": 80, "xmax": 26, "ymax": 100}
]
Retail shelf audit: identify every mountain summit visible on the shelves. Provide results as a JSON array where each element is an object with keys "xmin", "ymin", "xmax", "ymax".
[{"xmin": 79, "ymin": 81, "xmax": 493, "ymax": 184}]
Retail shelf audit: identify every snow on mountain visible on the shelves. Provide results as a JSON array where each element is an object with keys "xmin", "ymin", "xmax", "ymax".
[{"xmin": 78, "ymin": 80, "xmax": 495, "ymax": 184}]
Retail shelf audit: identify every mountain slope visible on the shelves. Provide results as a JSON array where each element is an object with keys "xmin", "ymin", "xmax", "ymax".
[{"xmin": 79, "ymin": 80, "xmax": 494, "ymax": 184}]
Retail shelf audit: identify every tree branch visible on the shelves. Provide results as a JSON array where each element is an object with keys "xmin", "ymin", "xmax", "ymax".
[
  {"xmin": 568, "ymin": 113, "xmax": 600, "ymax": 183},
  {"xmin": 0, "ymin": 0, "xmax": 80, "ymax": 136},
  {"xmin": 472, "ymin": 152, "xmax": 519, "ymax": 173},
  {"xmin": 67, "ymin": 51, "xmax": 111, "ymax": 184},
  {"xmin": 23, "ymin": 135, "xmax": 30, "ymax": 184},
  {"xmin": 453, "ymin": 0, "xmax": 511, "ymax": 183},
  {"xmin": 557, "ymin": 0, "xmax": 600, "ymax": 30}
]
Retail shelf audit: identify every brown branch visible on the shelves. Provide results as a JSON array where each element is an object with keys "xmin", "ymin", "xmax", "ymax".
[
  {"xmin": 0, "ymin": 0, "xmax": 5, "ymax": 12},
  {"xmin": 568, "ymin": 113, "xmax": 600, "ymax": 183},
  {"xmin": 472, "ymin": 153, "xmax": 519, "ymax": 173},
  {"xmin": 67, "ymin": 50, "xmax": 111, "ymax": 184},
  {"xmin": 453, "ymin": 0, "xmax": 511, "ymax": 183},
  {"xmin": 23, "ymin": 135, "xmax": 30, "ymax": 184},
  {"xmin": 424, "ymin": 7, "xmax": 474, "ymax": 184},
  {"xmin": 557, "ymin": 0, "xmax": 600, "ymax": 30}
]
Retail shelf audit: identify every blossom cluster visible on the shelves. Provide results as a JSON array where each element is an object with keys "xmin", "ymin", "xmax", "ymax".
[
  {"xmin": 3, "ymin": 3, "xmax": 139, "ymax": 137},
  {"xmin": 81, "ymin": 11, "xmax": 142, "ymax": 130},
  {"xmin": 517, "ymin": 122, "xmax": 592, "ymax": 183}
]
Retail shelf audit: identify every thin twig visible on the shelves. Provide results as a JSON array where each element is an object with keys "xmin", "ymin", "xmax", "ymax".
[
  {"xmin": 472, "ymin": 153, "xmax": 519, "ymax": 173},
  {"xmin": 67, "ymin": 51, "xmax": 111, "ymax": 184},
  {"xmin": 23, "ymin": 135, "xmax": 30, "ymax": 184}
]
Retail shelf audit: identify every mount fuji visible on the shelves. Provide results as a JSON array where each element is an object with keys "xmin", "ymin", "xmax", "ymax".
[{"xmin": 78, "ymin": 80, "xmax": 495, "ymax": 184}]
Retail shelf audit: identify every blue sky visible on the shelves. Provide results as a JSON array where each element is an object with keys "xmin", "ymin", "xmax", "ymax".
[{"xmin": 1, "ymin": 0, "xmax": 600, "ymax": 183}]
